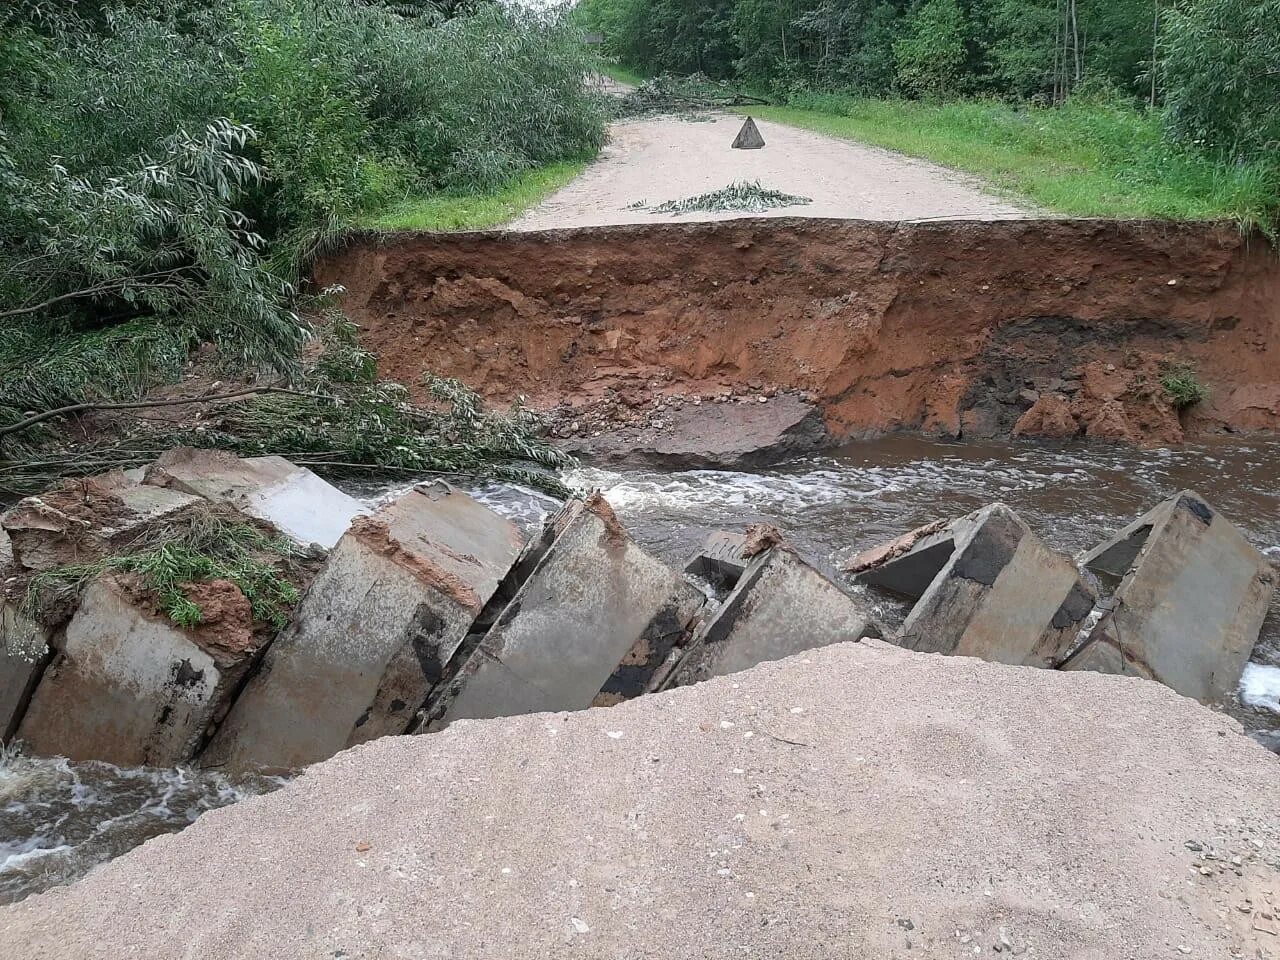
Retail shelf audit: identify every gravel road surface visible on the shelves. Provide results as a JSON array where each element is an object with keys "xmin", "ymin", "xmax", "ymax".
[
  {"xmin": 512, "ymin": 114, "xmax": 1033, "ymax": 229},
  {"xmin": 5, "ymin": 640, "xmax": 1277, "ymax": 959}
]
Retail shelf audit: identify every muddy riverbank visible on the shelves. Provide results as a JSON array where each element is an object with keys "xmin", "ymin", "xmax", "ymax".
[{"xmin": 318, "ymin": 218, "xmax": 1280, "ymax": 451}]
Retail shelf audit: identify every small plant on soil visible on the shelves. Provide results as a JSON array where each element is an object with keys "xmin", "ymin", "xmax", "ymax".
[
  {"xmin": 26, "ymin": 507, "xmax": 301, "ymax": 630},
  {"xmin": 1160, "ymin": 363, "xmax": 1210, "ymax": 410},
  {"xmin": 649, "ymin": 180, "xmax": 812, "ymax": 215}
]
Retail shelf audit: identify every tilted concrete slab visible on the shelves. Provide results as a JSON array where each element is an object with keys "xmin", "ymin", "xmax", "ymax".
[
  {"xmin": 145, "ymin": 448, "xmax": 367, "ymax": 549},
  {"xmin": 852, "ymin": 504, "xmax": 1096, "ymax": 669},
  {"xmin": 1, "ymin": 603, "xmax": 52, "ymax": 742},
  {"xmin": 670, "ymin": 545, "xmax": 881, "ymax": 686},
  {"xmin": 1, "ymin": 474, "xmax": 201, "ymax": 572},
  {"xmin": 684, "ymin": 530, "xmax": 751, "ymax": 594},
  {"xmin": 15, "ymin": 577, "xmax": 253, "ymax": 766},
  {"xmin": 426, "ymin": 494, "xmax": 703, "ymax": 724},
  {"xmin": 201, "ymin": 483, "xmax": 523, "ymax": 774},
  {"xmin": 1062, "ymin": 490, "xmax": 1276, "ymax": 702}
]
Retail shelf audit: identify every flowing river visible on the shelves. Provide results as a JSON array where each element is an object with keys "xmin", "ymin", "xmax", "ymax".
[{"xmin": 3, "ymin": 436, "xmax": 1278, "ymax": 904}]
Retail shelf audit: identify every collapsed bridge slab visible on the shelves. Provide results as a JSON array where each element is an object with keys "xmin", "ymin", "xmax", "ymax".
[
  {"xmin": 202, "ymin": 483, "xmax": 524, "ymax": 774},
  {"xmin": 1062, "ymin": 490, "xmax": 1275, "ymax": 702},
  {"xmin": 424, "ymin": 494, "xmax": 703, "ymax": 726},
  {"xmin": 15, "ymin": 577, "xmax": 257, "ymax": 766},
  {"xmin": 850, "ymin": 504, "xmax": 1096, "ymax": 669},
  {"xmin": 669, "ymin": 533, "xmax": 882, "ymax": 687},
  {"xmin": 145, "ymin": 448, "xmax": 368, "ymax": 550}
]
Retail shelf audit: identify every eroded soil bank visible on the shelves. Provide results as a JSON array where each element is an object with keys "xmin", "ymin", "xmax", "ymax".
[{"xmin": 317, "ymin": 218, "xmax": 1280, "ymax": 452}]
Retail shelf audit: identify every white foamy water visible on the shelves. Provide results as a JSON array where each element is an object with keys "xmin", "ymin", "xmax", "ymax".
[
  {"xmin": 1240, "ymin": 664, "xmax": 1280, "ymax": 715},
  {"xmin": 0, "ymin": 745, "xmax": 278, "ymax": 904}
]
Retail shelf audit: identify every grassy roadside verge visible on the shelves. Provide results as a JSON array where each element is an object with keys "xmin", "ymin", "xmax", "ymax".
[
  {"xmin": 601, "ymin": 64, "xmax": 647, "ymax": 87},
  {"xmin": 361, "ymin": 161, "xmax": 589, "ymax": 232},
  {"xmin": 747, "ymin": 97, "xmax": 1279, "ymax": 230}
]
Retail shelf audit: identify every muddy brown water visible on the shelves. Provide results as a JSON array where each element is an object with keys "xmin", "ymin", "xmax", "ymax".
[{"xmin": 3, "ymin": 435, "xmax": 1278, "ymax": 905}]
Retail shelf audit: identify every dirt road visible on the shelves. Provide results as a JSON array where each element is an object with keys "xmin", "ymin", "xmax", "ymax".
[
  {"xmin": 6, "ymin": 641, "xmax": 1277, "ymax": 959},
  {"xmin": 512, "ymin": 114, "xmax": 1032, "ymax": 230}
]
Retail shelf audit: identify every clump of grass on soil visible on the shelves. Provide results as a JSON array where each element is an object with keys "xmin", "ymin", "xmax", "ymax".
[
  {"xmin": 647, "ymin": 180, "xmax": 812, "ymax": 215},
  {"xmin": 26, "ymin": 507, "xmax": 301, "ymax": 630},
  {"xmin": 1160, "ymin": 363, "xmax": 1211, "ymax": 410}
]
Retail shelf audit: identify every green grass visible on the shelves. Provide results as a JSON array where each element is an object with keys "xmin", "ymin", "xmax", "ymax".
[
  {"xmin": 750, "ymin": 96, "xmax": 1279, "ymax": 231},
  {"xmin": 601, "ymin": 64, "xmax": 647, "ymax": 87},
  {"xmin": 362, "ymin": 161, "xmax": 588, "ymax": 232}
]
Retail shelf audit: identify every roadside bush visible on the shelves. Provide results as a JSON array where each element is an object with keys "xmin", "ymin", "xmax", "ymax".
[
  {"xmin": 1162, "ymin": 0, "xmax": 1280, "ymax": 163},
  {"xmin": 0, "ymin": 0, "xmax": 605, "ymax": 451}
]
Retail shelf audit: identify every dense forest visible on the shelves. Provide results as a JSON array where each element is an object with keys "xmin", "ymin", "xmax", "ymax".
[{"xmin": 577, "ymin": 0, "xmax": 1279, "ymax": 165}]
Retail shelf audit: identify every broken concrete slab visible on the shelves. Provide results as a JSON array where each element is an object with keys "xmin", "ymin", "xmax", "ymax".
[
  {"xmin": 425, "ymin": 494, "xmax": 703, "ymax": 725},
  {"xmin": 684, "ymin": 530, "xmax": 751, "ymax": 594},
  {"xmin": 1, "ymin": 603, "xmax": 52, "ymax": 742},
  {"xmin": 201, "ymin": 483, "xmax": 523, "ymax": 774},
  {"xmin": 1, "ymin": 473, "xmax": 202, "ymax": 572},
  {"xmin": 1062, "ymin": 490, "xmax": 1276, "ymax": 702},
  {"xmin": 15, "ymin": 576, "xmax": 256, "ymax": 766},
  {"xmin": 852, "ymin": 504, "xmax": 1096, "ymax": 669},
  {"xmin": 145, "ymin": 448, "xmax": 367, "ymax": 549},
  {"xmin": 669, "ymin": 543, "xmax": 880, "ymax": 686}
]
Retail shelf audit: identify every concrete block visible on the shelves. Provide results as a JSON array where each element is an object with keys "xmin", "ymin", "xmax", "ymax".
[
  {"xmin": 15, "ymin": 577, "xmax": 255, "ymax": 766},
  {"xmin": 852, "ymin": 504, "xmax": 1096, "ymax": 669},
  {"xmin": 146, "ymin": 448, "xmax": 367, "ymax": 549},
  {"xmin": 1, "ymin": 603, "xmax": 52, "ymax": 742},
  {"xmin": 1062, "ymin": 491, "xmax": 1276, "ymax": 702},
  {"xmin": 684, "ymin": 531, "xmax": 751, "ymax": 594},
  {"xmin": 670, "ymin": 545, "xmax": 880, "ymax": 686},
  {"xmin": 1, "ymin": 474, "xmax": 201, "ymax": 572},
  {"xmin": 202, "ymin": 483, "xmax": 523, "ymax": 773},
  {"xmin": 426, "ymin": 494, "xmax": 703, "ymax": 725}
]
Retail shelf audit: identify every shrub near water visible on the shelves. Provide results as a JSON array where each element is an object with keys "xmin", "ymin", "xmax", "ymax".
[{"xmin": 0, "ymin": 1, "xmax": 605, "ymax": 481}]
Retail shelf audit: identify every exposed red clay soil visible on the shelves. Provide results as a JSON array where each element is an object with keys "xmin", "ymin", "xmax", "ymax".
[
  {"xmin": 348, "ymin": 515, "xmax": 482, "ymax": 612},
  {"xmin": 316, "ymin": 218, "xmax": 1280, "ymax": 448}
]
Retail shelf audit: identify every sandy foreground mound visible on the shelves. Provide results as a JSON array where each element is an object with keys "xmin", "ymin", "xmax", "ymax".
[{"xmin": 3, "ymin": 641, "xmax": 1278, "ymax": 959}]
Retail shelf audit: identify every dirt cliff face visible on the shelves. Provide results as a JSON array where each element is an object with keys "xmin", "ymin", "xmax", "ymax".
[{"xmin": 316, "ymin": 218, "xmax": 1280, "ymax": 446}]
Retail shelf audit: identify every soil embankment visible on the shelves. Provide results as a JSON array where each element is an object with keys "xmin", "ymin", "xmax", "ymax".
[{"xmin": 317, "ymin": 218, "xmax": 1280, "ymax": 455}]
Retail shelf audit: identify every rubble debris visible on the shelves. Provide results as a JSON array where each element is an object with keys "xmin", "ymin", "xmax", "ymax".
[
  {"xmin": 732, "ymin": 116, "xmax": 765, "ymax": 150},
  {"xmin": 15, "ymin": 576, "xmax": 257, "ymax": 766},
  {"xmin": 144, "ymin": 447, "xmax": 367, "ymax": 549},
  {"xmin": 851, "ymin": 504, "xmax": 1096, "ymax": 668},
  {"xmin": 423, "ymin": 495, "xmax": 703, "ymax": 726},
  {"xmin": 0, "ymin": 603, "xmax": 51, "ymax": 741},
  {"xmin": 1, "ymin": 473, "xmax": 201, "ymax": 572},
  {"xmin": 668, "ymin": 543, "xmax": 881, "ymax": 686},
  {"xmin": 202, "ymin": 483, "xmax": 524, "ymax": 773},
  {"xmin": 1062, "ymin": 491, "xmax": 1276, "ymax": 702},
  {"xmin": 560, "ymin": 392, "xmax": 828, "ymax": 469},
  {"xmin": 684, "ymin": 531, "xmax": 751, "ymax": 594}
]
